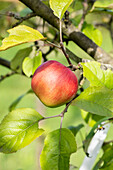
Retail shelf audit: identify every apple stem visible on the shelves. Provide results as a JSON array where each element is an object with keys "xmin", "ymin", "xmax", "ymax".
[
  {"xmin": 60, "ymin": 20, "xmax": 63, "ymax": 43},
  {"xmin": 60, "ymin": 42, "xmax": 73, "ymax": 67},
  {"xmin": 59, "ymin": 20, "xmax": 74, "ymax": 69}
]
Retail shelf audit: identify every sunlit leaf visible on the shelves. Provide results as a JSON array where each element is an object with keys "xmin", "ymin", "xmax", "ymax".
[
  {"xmin": 0, "ymin": 25, "xmax": 45, "ymax": 51},
  {"xmin": 82, "ymin": 24, "xmax": 102, "ymax": 46},
  {"xmin": 94, "ymin": 144, "xmax": 113, "ymax": 169},
  {"xmin": 0, "ymin": 108, "xmax": 44, "ymax": 153},
  {"xmin": 81, "ymin": 61, "xmax": 113, "ymax": 89},
  {"xmin": 65, "ymin": 41, "xmax": 93, "ymax": 60},
  {"xmin": 94, "ymin": 0, "xmax": 113, "ymax": 8},
  {"xmin": 9, "ymin": 89, "xmax": 33, "ymax": 111},
  {"xmin": 74, "ymin": 86, "xmax": 113, "ymax": 117},
  {"xmin": 22, "ymin": 51, "xmax": 42, "ymax": 77},
  {"xmin": 50, "ymin": 0, "xmax": 73, "ymax": 19},
  {"xmin": 81, "ymin": 110, "xmax": 104, "ymax": 127},
  {"xmin": 40, "ymin": 128, "xmax": 77, "ymax": 170}
]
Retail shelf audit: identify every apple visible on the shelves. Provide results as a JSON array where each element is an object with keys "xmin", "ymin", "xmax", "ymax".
[{"xmin": 31, "ymin": 60, "xmax": 78, "ymax": 107}]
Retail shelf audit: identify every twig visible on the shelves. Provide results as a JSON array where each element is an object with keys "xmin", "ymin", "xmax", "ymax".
[
  {"xmin": 66, "ymin": 48, "xmax": 82, "ymax": 64},
  {"xmin": 60, "ymin": 116, "xmax": 64, "ymax": 129},
  {"xmin": 45, "ymin": 39, "xmax": 81, "ymax": 70},
  {"xmin": 42, "ymin": 32, "xmax": 59, "ymax": 61},
  {"xmin": 60, "ymin": 42, "xmax": 73, "ymax": 67},
  {"xmin": 19, "ymin": 0, "xmax": 113, "ymax": 65},
  {"xmin": 0, "ymin": 58, "xmax": 26, "ymax": 76},
  {"xmin": 45, "ymin": 40, "xmax": 61, "ymax": 49},
  {"xmin": 46, "ymin": 37, "xmax": 80, "ymax": 69},
  {"xmin": 6, "ymin": 11, "xmax": 24, "ymax": 20},
  {"xmin": 0, "ymin": 57, "xmax": 10, "ymax": 69},
  {"xmin": 58, "ymin": 98, "xmax": 76, "ymax": 165},
  {"xmin": 42, "ymin": 114, "xmax": 61, "ymax": 120},
  {"xmin": 103, "ymin": 139, "xmax": 113, "ymax": 145},
  {"xmin": 78, "ymin": 0, "xmax": 88, "ymax": 30},
  {"xmin": 12, "ymin": 12, "xmax": 37, "ymax": 27},
  {"xmin": 39, "ymin": 97, "xmax": 74, "ymax": 160},
  {"xmin": 40, "ymin": 96, "xmax": 76, "ymax": 121},
  {"xmin": 60, "ymin": 20, "xmax": 63, "ymax": 43},
  {"xmin": 59, "ymin": 20, "xmax": 73, "ymax": 68},
  {"xmin": 0, "ymin": 71, "xmax": 15, "ymax": 82}
]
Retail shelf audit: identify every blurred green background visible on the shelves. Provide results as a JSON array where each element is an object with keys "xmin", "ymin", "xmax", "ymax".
[{"xmin": 0, "ymin": 0, "xmax": 113, "ymax": 170}]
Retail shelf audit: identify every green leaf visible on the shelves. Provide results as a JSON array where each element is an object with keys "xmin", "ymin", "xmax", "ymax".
[
  {"xmin": 94, "ymin": 0, "xmax": 113, "ymax": 8},
  {"xmin": 82, "ymin": 24, "xmax": 102, "ymax": 46},
  {"xmin": 0, "ymin": 108, "xmax": 44, "ymax": 153},
  {"xmin": 0, "ymin": 25, "xmax": 45, "ymax": 51},
  {"xmin": 68, "ymin": 124, "xmax": 84, "ymax": 136},
  {"xmin": 40, "ymin": 128, "xmax": 77, "ymax": 170},
  {"xmin": 81, "ymin": 61, "xmax": 113, "ymax": 89},
  {"xmin": 9, "ymin": 89, "xmax": 33, "ymax": 112},
  {"xmin": 65, "ymin": 41, "xmax": 93, "ymax": 60},
  {"xmin": 81, "ymin": 110, "xmax": 104, "ymax": 127},
  {"xmin": 74, "ymin": 86, "xmax": 113, "ymax": 117},
  {"xmin": 22, "ymin": 51, "xmax": 42, "ymax": 77},
  {"xmin": 93, "ymin": 144, "xmax": 113, "ymax": 170},
  {"xmin": 11, "ymin": 47, "xmax": 32, "ymax": 73},
  {"xmin": 49, "ymin": 0, "xmax": 73, "ymax": 19}
]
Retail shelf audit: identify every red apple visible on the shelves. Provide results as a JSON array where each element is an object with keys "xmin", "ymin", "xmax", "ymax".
[{"xmin": 31, "ymin": 60, "xmax": 78, "ymax": 107}]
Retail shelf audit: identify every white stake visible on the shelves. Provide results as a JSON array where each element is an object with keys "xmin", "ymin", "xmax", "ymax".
[{"xmin": 80, "ymin": 123, "xmax": 110, "ymax": 170}]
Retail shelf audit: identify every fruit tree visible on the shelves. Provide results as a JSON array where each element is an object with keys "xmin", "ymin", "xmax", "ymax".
[{"xmin": 0, "ymin": 0, "xmax": 113, "ymax": 169}]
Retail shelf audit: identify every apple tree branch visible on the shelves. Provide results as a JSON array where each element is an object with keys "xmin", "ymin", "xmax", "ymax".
[{"xmin": 19, "ymin": 0, "xmax": 113, "ymax": 66}]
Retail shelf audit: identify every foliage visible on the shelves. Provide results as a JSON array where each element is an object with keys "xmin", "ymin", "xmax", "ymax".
[
  {"xmin": 0, "ymin": 108, "xmax": 44, "ymax": 153},
  {"xmin": 22, "ymin": 51, "xmax": 42, "ymax": 77},
  {"xmin": 40, "ymin": 128, "xmax": 77, "ymax": 170},
  {"xmin": 0, "ymin": 25, "xmax": 45, "ymax": 51},
  {"xmin": 50, "ymin": 0, "xmax": 73, "ymax": 19},
  {"xmin": 0, "ymin": 0, "xmax": 113, "ymax": 169},
  {"xmin": 82, "ymin": 23, "xmax": 103, "ymax": 46}
]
